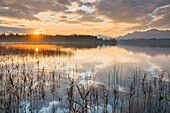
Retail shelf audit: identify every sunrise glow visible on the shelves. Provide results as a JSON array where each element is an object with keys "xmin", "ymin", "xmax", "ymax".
[
  {"xmin": 0, "ymin": 0, "xmax": 169, "ymax": 37},
  {"xmin": 0, "ymin": 0, "xmax": 170, "ymax": 113},
  {"xmin": 34, "ymin": 31, "xmax": 39, "ymax": 35},
  {"xmin": 35, "ymin": 48, "xmax": 39, "ymax": 52}
]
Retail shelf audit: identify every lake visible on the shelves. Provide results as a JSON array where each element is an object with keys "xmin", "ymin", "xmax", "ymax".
[{"xmin": 0, "ymin": 42, "xmax": 170, "ymax": 113}]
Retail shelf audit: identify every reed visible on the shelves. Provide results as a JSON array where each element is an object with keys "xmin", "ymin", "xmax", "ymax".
[{"xmin": 0, "ymin": 49, "xmax": 169, "ymax": 113}]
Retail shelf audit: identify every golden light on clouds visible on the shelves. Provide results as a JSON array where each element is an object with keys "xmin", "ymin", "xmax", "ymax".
[{"xmin": 0, "ymin": 0, "xmax": 169, "ymax": 37}]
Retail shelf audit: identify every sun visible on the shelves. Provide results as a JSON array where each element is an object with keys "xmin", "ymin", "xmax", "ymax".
[
  {"xmin": 35, "ymin": 48, "xmax": 39, "ymax": 52},
  {"xmin": 34, "ymin": 31, "xmax": 39, "ymax": 35}
]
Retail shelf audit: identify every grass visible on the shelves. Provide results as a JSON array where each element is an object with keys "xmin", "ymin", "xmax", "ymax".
[{"xmin": 0, "ymin": 45, "xmax": 73, "ymax": 57}]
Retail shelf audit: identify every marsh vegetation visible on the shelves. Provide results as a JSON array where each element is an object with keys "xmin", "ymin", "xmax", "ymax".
[{"xmin": 0, "ymin": 44, "xmax": 169, "ymax": 113}]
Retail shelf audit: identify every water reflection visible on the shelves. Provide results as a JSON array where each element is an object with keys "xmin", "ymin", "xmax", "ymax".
[
  {"xmin": 0, "ymin": 43, "xmax": 170, "ymax": 113},
  {"xmin": 118, "ymin": 45, "xmax": 170, "ymax": 56},
  {"xmin": 1, "ymin": 43, "xmax": 170, "ymax": 80},
  {"xmin": 0, "ymin": 44, "xmax": 73, "ymax": 57},
  {"xmin": 1, "ymin": 42, "xmax": 113, "ymax": 49}
]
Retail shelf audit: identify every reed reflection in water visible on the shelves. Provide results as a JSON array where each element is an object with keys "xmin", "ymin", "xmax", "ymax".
[{"xmin": 0, "ymin": 43, "xmax": 170, "ymax": 113}]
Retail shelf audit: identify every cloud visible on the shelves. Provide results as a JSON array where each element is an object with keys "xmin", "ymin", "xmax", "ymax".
[
  {"xmin": 95, "ymin": 0, "xmax": 151, "ymax": 23},
  {"xmin": 148, "ymin": 4, "xmax": 170, "ymax": 28},
  {"xmin": 0, "ymin": 26, "xmax": 32, "ymax": 33},
  {"xmin": 75, "ymin": 9, "xmax": 87, "ymax": 15},
  {"xmin": 125, "ymin": 3, "xmax": 170, "ymax": 30},
  {"xmin": 62, "ymin": 0, "xmax": 170, "ymax": 30},
  {"xmin": 89, "ymin": 0, "xmax": 170, "ymax": 31},
  {"xmin": 0, "ymin": 7, "xmax": 40, "ymax": 21},
  {"xmin": 73, "ymin": 0, "xmax": 94, "ymax": 7},
  {"xmin": 0, "ymin": 0, "xmax": 69, "ymax": 21},
  {"xmin": 0, "ymin": 0, "xmax": 103, "ymax": 23},
  {"xmin": 1, "ymin": 0, "xmax": 168, "ymax": 25},
  {"xmin": 58, "ymin": 8, "xmax": 104, "ymax": 24},
  {"xmin": 58, "ymin": 19, "xmax": 80, "ymax": 24},
  {"xmin": 56, "ymin": 0, "xmax": 72, "ymax": 6},
  {"xmin": 0, "ymin": 20, "xmax": 10, "ymax": 24},
  {"xmin": 124, "ymin": 25, "xmax": 149, "ymax": 31},
  {"xmin": 0, "ymin": 19, "xmax": 26, "ymax": 27},
  {"xmin": 0, "ymin": 0, "xmax": 170, "ymax": 34},
  {"xmin": 78, "ymin": 12, "xmax": 104, "ymax": 22}
]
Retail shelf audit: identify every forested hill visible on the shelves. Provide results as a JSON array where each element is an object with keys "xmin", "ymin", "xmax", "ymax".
[{"xmin": 0, "ymin": 34, "xmax": 117, "ymax": 45}]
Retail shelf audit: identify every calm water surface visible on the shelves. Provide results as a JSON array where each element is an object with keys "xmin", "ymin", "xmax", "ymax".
[
  {"xmin": 2, "ymin": 43, "xmax": 169, "ymax": 76},
  {"xmin": 0, "ymin": 42, "xmax": 170, "ymax": 112}
]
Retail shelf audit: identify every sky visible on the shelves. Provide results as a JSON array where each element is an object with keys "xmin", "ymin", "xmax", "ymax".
[{"xmin": 0, "ymin": 0, "xmax": 170, "ymax": 37}]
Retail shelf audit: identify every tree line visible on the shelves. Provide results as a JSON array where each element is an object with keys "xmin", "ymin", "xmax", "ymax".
[{"xmin": 0, "ymin": 33, "xmax": 117, "ymax": 44}]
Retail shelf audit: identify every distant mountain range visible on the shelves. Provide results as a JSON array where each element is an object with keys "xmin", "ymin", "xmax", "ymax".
[
  {"xmin": 116, "ymin": 29, "xmax": 170, "ymax": 40},
  {"xmin": 97, "ymin": 35, "xmax": 113, "ymax": 40}
]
